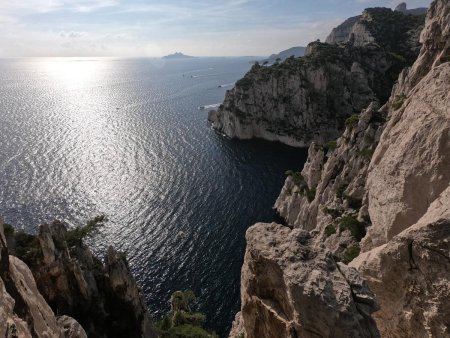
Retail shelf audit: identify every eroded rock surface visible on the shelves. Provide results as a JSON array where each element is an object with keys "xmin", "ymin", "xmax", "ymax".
[
  {"xmin": 0, "ymin": 220, "xmax": 86, "ymax": 338},
  {"xmin": 233, "ymin": 1, "xmax": 449, "ymax": 337},
  {"xmin": 275, "ymin": 102, "xmax": 385, "ymax": 261},
  {"xmin": 352, "ymin": 187, "xmax": 450, "ymax": 337},
  {"xmin": 239, "ymin": 223, "xmax": 379, "ymax": 338},
  {"xmin": 1, "ymin": 220, "xmax": 156, "ymax": 338},
  {"xmin": 209, "ymin": 7, "xmax": 424, "ymax": 147}
]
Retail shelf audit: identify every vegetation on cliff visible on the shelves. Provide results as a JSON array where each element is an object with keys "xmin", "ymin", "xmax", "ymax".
[
  {"xmin": 209, "ymin": 6, "xmax": 425, "ymax": 147},
  {"xmin": 156, "ymin": 290, "xmax": 218, "ymax": 338},
  {"xmin": 3, "ymin": 218, "xmax": 155, "ymax": 338}
]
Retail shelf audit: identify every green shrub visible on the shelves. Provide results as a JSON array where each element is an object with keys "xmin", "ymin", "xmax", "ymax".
[
  {"xmin": 285, "ymin": 170, "xmax": 294, "ymax": 176},
  {"xmin": 323, "ymin": 208, "xmax": 342, "ymax": 219},
  {"xmin": 306, "ymin": 188, "xmax": 316, "ymax": 203},
  {"xmin": 343, "ymin": 246, "xmax": 361, "ymax": 263},
  {"xmin": 343, "ymin": 194, "xmax": 362, "ymax": 210},
  {"xmin": 392, "ymin": 93, "xmax": 407, "ymax": 110},
  {"xmin": 65, "ymin": 215, "xmax": 106, "ymax": 246},
  {"xmin": 13, "ymin": 230, "xmax": 42, "ymax": 268},
  {"xmin": 235, "ymin": 77, "xmax": 253, "ymax": 91},
  {"xmin": 291, "ymin": 172, "xmax": 304, "ymax": 187},
  {"xmin": 324, "ymin": 140, "xmax": 338, "ymax": 151},
  {"xmin": 325, "ymin": 224, "xmax": 336, "ymax": 237},
  {"xmin": 340, "ymin": 216, "xmax": 366, "ymax": 241},
  {"xmin": 345, "ymin": 114, "xmax": 360, "ymax": 129},
  {"xmin": 360, "ymin": 147, "xmax": 375, "ymax": 160},
  {"xmin": 3, "ymin": 223, "xmax": 14, "ymax": 236},
  {"xmin": 168, "ymin": 324, "xmax": 218, "ymax": 338},
  {"xmin": 157, "ymin": 291, "xmax": 218, "ymax": 338},
  {"xmin": 336, "ymin": 184, "xmax": 348, "ymax": 199}
]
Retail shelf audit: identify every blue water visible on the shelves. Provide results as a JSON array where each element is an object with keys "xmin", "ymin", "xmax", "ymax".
[{"xmin": 0, "ymin": 57, "xmax": 308, "ymax": 336}]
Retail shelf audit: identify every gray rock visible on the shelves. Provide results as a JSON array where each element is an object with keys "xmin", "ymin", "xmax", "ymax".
[
  {"xmin": 57, "ymin": 316, "xmax": 88, "ymax": 338},
  {"xmin": 239, "ymin": 222, "xmax": 379, "ymax": 338},
  {"xmin": 394, "ymin": 2, "xmax": 407, "ymax": 12},
  {"xmin": 210, "ymin": 8, "xmax": 424, "ymax": 147}
]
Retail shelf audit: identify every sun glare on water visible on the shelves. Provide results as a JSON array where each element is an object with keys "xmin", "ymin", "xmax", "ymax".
[{"xmin": 41, "ymin": 57, "xmax": 104, "ymax": 90}]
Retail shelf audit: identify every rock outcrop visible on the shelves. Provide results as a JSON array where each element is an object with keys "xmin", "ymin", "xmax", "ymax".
[
  {"xmin": 231, "ymin": 223, "xmax": 379, "ymax": 338},
  {"xmin": 209, "ymin": 7, "xmax": 424, "ymax": 147},
  {"xmin": 1, "ymin": 220, "xmax": 156, "ymax": 338},
  {"xmin": 350, "ymin": 1, "xmax": 450, "ymax": 335},
  {"xmin": 0, "ymin": 219, "xmax": 87, "ymax": 338},
  {"xmin": 327, "ymin": 3, "xmax": 426, "ymax": 45},
  {"xmin": 275, "ymin": 102, "xmax": 385, "ymax": 261},
  {"xmin": 232, "ymin": 0, "xmax": 449, "ymax": 337},
  {"xmin": 351, "ymin": 189, "xmax": 450, "ymax": 337},
  {"xmin": 326, "ymin": 15, "xmax": 361, "ymax": 44},
  {"xmin": 394, "ymin": 2, "xmax": 427, "ymax": 16}
]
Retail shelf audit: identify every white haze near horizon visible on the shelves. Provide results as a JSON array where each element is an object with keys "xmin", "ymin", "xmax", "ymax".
[{"xmin": 0, "ymin": 0, "xmax": 432, "ymax": 58}]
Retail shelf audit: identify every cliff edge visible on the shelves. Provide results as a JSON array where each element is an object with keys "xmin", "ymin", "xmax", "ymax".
[
  {"xmin": 0, "ymin": 219, "xmax": 156, "ymax": 338},
  {"xmin": 232, "ymin": 0, "xmax": 449, "ymax": 337},
  {"xmin": 209, "ymin": 7, "xmax": 424, "ymax": 147}
]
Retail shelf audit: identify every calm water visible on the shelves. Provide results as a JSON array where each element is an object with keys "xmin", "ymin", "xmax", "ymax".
[{"xmin": 0, "ymin": 57, "xmax": 308, "ymax": 336}]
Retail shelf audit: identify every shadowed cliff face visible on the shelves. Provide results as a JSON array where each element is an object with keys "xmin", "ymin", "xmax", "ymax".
[
  {"xmin": 1, "ymin": 219, "xmax": 87, "ymax": 338},
  {"xmin": 1, "ymin": 220, "xmax": 156, "ymax": 338},
  {"xmin": 209, "ymin": 7, "xmax": 424, "ymax": 147},
  {"xmin": 232, "ymin": 0, "xmax": 450, "ymax": 337}
]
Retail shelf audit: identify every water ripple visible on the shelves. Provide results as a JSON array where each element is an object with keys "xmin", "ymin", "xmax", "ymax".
[{"xmin": 0, "ymin": 57, "xmax": 308, "ymax": 337}]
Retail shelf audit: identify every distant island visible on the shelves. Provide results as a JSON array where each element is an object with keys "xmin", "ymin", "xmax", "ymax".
[{"xmin": 162, "ymin": 52, "xmax": 195, "ymax": 59}]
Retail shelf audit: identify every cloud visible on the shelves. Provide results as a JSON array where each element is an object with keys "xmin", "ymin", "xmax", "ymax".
[
  {"xmin": 0, "ymin": 0, "xmax": 433, "ymax": 57},
  {"xmin": 60, "ymin": 31, "xmax": 86, "ymax": 38}
]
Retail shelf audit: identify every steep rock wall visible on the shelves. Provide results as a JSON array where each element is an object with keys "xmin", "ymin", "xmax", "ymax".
[
  {"xmin": 1, "ymin": 220, "xmax": 156, "ymax": 338},
  {"xmin": 231, "ymin": 223, "xmax": 379, "ymax": 338},
  {"xmin": 233, "ymin": 1, "xmax": 449, "ymax": 337},
  {"xmin": 210, "ymin": 7, "xmax": 424, "ymax": 147}
]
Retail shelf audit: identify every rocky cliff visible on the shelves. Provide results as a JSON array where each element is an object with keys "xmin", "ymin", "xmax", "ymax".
[
  {"xmin": 232, "ymin": 0, "xmax": 449, "ymax": 337},
  {"xmin": 394, "ymin": 2, "xmax": 427, "ymax": 16},
  {"xmin": 326, "ymin": 4, "xmax": 426, "ymax": 45},
  {"xmin": 208, "ymin": 7, "xmax": 424, "ymax": 147},
  {"xmin": 1, "ymin": 219, "xmax": 156, "ymax": 338}
]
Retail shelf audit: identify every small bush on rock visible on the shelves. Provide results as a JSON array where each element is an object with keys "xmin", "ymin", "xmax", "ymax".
[
  {"xmin": 343, "ymin": 245, "xmax": 360, "ymax": 263},
  {"xmin": 345, "ymin": 114, "xmax": 360, "ymax": 128},
  {"xmin": 340, "ymin": 215, "xmax": 366, "ymax": 241}
]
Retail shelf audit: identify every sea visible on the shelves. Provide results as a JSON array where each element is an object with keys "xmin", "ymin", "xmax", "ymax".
[{"xmin": 0, "ymin": 57, "xmax": 308, "ymax": 337}]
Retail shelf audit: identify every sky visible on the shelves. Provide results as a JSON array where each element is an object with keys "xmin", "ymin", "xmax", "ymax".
[{"xmin": 0, "ymin": 0, "xmax": 432, "ymax": 57}]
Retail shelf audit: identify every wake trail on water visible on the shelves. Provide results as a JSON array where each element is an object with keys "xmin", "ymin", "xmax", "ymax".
[
  {"xmin": 198, "ymin": 103, "xmax": 221, "ymax": 110},
  {"xmin": 218, "ymin": 83, "xmax": 234, "ymax": 88}
]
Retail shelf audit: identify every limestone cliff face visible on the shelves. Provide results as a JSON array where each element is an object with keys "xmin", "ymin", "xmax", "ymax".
[
  {"xmin": 231, "ymin": 223, "xmax": 379, "ymax": 338},
  {"xmin": 327, "ymin": 6, "xmax": 426, "ymax": 47},
  {"xmin": 351, "ymin": 1, "xmax": 450, "ymax": 335},
  {"xmin": 0, "ymin": 220, "xmax": 87, "ymax": 338},
  {"xmin": 209, "ymin": 7, "xmax": 424, "ymax": 147},
  {"xmin": 326, "ymin": 15, "xmax": 361, "ymax": 44},
  {"xmin": 274, "ymin": 102, "xmax": 385, "ymax": 262},
  {"xmin": 233, "ymin": 1, "xmax": 449, "ymax": 337},
  {"xmin": 364, "ymin": 0, "xmax": 450, "ymax": 251},
  {"xmin": 351, "ymin": 188, "xmax": 450, "ymax": 338},
  {"xmin": 1, "ymin": 220, "xmax": 156, "ymax": 338}
]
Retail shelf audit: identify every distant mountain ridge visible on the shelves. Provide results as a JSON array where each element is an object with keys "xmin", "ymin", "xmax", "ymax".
[
  {"xmin": 262, "ymin": 46, "xmax": 306, "ymax": 63},
  {"xmin": 163, "ymin": 52, "xmax": 195, "ymax": 59}
]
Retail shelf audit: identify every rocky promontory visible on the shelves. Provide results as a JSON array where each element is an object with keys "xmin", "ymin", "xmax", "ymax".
[
  {"xmin": 231, "ymin": 0, "xmax": 449, "ymax": 337},
  {"xmin": 0, "ymin": 218, "xmax": 156, "ymax": 338},
  {"xmin": 209, "ymin": 7, "xmax": 425, "ymax": 147}
]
